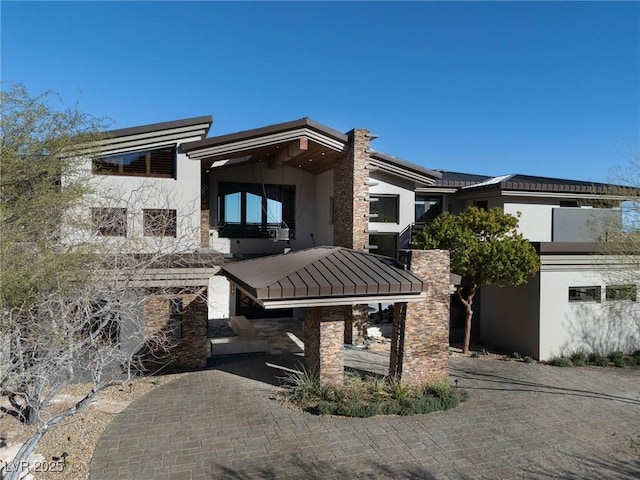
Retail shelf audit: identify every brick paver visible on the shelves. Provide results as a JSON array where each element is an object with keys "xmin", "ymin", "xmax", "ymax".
[{"xmin": 90, "ymin": 352, "xmax": 640, "ymax": 479}]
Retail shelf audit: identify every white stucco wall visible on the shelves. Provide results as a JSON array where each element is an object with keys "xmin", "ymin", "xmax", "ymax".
[
  {"xmin": 538, "ymin": 256, "xmax": 640, "ymax": 359},
  {"xmin": 314, "ymin": 169, "xmax": 334, "ymax": 246},
  {"xmin": 75, "ymin": 146, "xmax": 202, "ymax": 253},
  {"xmin": 504, "ymin": 202, "xmax": 555, "ymax": 242},
  {"xmin": 208, "ymin": 275, "xmax": 231, "ymax": 319},
  {"xmin": 368, "ymin": 171, "xmax": 415, "ymax": 234}
]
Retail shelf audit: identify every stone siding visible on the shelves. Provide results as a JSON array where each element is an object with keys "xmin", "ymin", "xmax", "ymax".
[
  {"xmin": 144, "ymin": 288, "xmax": 208, "ymax": 370},
  {"xmin": 333, "ymin": 129, "xmax": 370, "ymax": 251},
  {"xmin": 333, "ymin": 129, "xmax": 371, "ymax": 343},
  {"xmin": 200, "ymin": 209, "xmax": 210, "ymax": 248},
  {"xmin": 390, "ymin": 250, "xmax": 450, "ymax": 383},
  {"xmin": 304, "ymin": 306, "xmax": 345, "ymax": 387}
]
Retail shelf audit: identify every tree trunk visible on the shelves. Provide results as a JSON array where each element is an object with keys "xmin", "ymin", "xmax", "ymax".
[
  {"xmin": 456, "ymin": 284, "xmax": 477, "ymax": 354},
  {"xmin": 4, "ymin": 385, "xmax": 102, "ymax": 480}
]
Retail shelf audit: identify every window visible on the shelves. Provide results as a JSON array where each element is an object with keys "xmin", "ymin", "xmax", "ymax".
[
  {"xmin": 606, "ymin": 285, "xmax": 637, "ymax": 302},
  {"xmin": 415, "ymin": 195, "xmax": 442, "ymax": 224},
  {"xmin": 92, "ymin": 208, "xmax": 127, "ymax": 237},
  {"xmin": 169, "ymin": 298, "xmax": 183, "ymax": 339},
  {"xmin": 217, "ymin": 182, "xmax": 295, "ymax": 238},
  {"xmin": 474, "ymin": 200, "xmax": 488, "ymax": 211},
  {"xmin": 93, "ymin": 146, "xmax": 176, "ymax": 178},
  {"xmin": 143, "ymin": 209, "xmax": 177, "ymax": 237},
  {"xmin": 369, "ymin": 233, "xmax": 398, "ymax": 258},
  {"xmin": 569, "ymin": 286, "xmax": 601, "ymax": 303},
  {"xmin": 370, "ymin": 195, "xmax": 399, "ymax": 223}
]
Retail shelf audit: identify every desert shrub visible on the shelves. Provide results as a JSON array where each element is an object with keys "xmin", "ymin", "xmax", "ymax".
[
  {"xmin": 523, "ymin": 356, "xmax": 534, "ymax": 363},
  {"xmin": 282, "ymin": 372, "xmax": 466, "ymax": 417},
  {"xmin": 588, "ymin": 352, "xmax": 609, "ymax": 367},
  {"xmin": 570, "ymin": 349, "xmax": 587, "ymax": 366},
  {"xmin": 609, "ymin": 351, "xmax": 625, "ymax": 368},
  {"xmin": 548, "ymin": 356, "xmax": 573, "ymax": 367}
]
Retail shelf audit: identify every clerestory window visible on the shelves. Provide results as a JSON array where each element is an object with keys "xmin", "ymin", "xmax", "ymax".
[{"xmin": 93, "ymin": 146, "xmax": 176, "ymax": 178}]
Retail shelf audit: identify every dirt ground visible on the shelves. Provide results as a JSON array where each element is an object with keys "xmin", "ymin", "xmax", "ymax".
[{"xmin": 0, "ymin": 374, "xmax": 185, "ymax": 480}]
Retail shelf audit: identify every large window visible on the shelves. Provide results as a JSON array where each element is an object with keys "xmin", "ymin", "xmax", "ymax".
[
  {"xmin": 415, "ymin": 195, "xmax": 442, "ymax": 224},
  {"xmin": 217, "ymin": 182, "xmax": 295, "ymax": 238},
  {"xmin": 569, "ymin": 286, "xmax": 601, "ymax": 303},
  {"xmin": 369, "ymin": 233, "xmax": 398, "ymax": 258},
  {"xmin": 370, "ymin": 195, "xmax": 399, "ymax": 223},
  {"xmin": 92, "ymin": 208, "xmax": 127, "ymax": 237},
  {"xmin": 143, "ymin": 209, "xmax": 177, "ymax": 237},
  {"xmin": 93, "ymin": 146, "xmax": 176, "ymax": 178}
]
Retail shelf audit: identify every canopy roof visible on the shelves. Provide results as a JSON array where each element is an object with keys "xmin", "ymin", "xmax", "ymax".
[{"xmin": 221, "ymin": 247, "xmax": 426, "ymax": 309}]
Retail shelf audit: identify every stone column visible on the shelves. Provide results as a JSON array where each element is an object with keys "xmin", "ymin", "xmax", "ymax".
[
  {"xmin": 390, "ymin": 250, "xmax": 450, "ymax": 384},
  {"xmin": 200, "ymin": 209, "xmax": 210, "ymax": 248},
  {"xmin": 333, "ymin": 129, "xmax": 371, "ymax": 343},
  {"xmin": 177, "ymin": 292, "xmax": 208, "ymax": 369},
  {"xmin": 304, "ymin": 306, "xmax": 345, "ymax": 387}
]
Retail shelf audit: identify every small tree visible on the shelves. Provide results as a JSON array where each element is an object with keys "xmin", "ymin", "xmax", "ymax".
[{"xmin": 414, "ymin": 207, "xmax": 539, "ymax": 354}]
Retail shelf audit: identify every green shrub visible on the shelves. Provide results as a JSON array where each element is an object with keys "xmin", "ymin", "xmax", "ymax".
[
  {"xmin": 548, "ymin": 356, "xmax": 573, "ymax": 367},
  {"xmin": 523, "ymin": 356, "xmax": 534, "ymax": 364},
  {"xmin": 588, "ymin": 352, "xmax": 609, "ymax": 367},
  {"xmin": 570, "ymin": 349, "xmax": 587, "ymax": 366},
  {"xmin": 609, "ymin": 351, "xmax": 625, "ymax": 368},
  {"xmin": 283, "ymin": 367, "xmax": 320, "ymax": 404},
  {"xmin": 283, "ymin": 373, "xmax": 466, "ymax": 417}
]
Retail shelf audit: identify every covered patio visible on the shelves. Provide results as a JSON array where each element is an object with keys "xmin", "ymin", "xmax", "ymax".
[{"xmin": 221, "ymin": 246, "xmax": 451, "ymax": 386}]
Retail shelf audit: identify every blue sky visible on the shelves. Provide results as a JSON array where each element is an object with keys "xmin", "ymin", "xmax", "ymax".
[{"xmin": 2, "ymin": 1, "xmax": 638, "ymax": 183}]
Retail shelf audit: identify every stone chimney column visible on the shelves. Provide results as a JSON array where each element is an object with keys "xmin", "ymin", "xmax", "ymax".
[
  {"xmin": 390, "ymin": 250, "xmax": 450, "ymax": 384},
  {"xmin": 333, "ymin": 129, "xmax": 372, "ymax": 344}
]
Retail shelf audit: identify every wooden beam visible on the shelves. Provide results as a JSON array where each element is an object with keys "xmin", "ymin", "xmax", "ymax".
[{"xmin": 268, "ymin": 138, "xmax": 308, "ymax": 168}]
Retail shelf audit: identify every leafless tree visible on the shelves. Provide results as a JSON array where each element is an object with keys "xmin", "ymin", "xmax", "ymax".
[{"xmin": 1, "ymin": 84, "xmax": 208, "ymax": 479}]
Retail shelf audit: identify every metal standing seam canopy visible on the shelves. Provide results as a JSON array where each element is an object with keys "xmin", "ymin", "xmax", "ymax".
[{"xmin": 220, "ymin": 247, "xmax": 427, "ymax": 309}]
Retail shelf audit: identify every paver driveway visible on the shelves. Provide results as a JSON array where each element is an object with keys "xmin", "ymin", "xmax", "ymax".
[{"xmin": 90, "ymin": 351, "xmax": 640, "ymax": 479}]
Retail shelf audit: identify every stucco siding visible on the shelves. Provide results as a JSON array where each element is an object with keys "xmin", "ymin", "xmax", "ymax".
[
  {"xmin": 83, "ymin": 147, "xmax": 202, "ymax": 253},
  {"xmin": 480, "ymin": 274, "xmax": 541, "ymax": 358},
  {"xmin": 368, "ymin": 171, "xmax": 415, "ymax": 234},
  {"xmin": 504, "ymin": 202, "xmax": 554, "ymax": 242},
  {"xmin": 314, "ymin": 169, "xmax": 334, "ymax": 246},
  {"xmin": 538, "ymin": 259, "xmax": 640, "ymax": 360}
]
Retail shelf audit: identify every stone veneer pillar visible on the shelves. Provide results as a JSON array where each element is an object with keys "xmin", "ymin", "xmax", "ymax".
[
  {"xmin": 200, "ymin": 209, "xmax": 210, "ymax": 248},
  {"xmin": 304, "ymin": 306, "xmax": 345, "ymax": 387},
  {"xmin": 333, "ymin": 129, "xmax": 371, "ymax": 344},
  {"xmin": 144, "ymin": 289, "xmax": 208, "ymax": 370},
  {"xmin": 390, "ymin": 250, "xmax": 450, "ymax": 384}
]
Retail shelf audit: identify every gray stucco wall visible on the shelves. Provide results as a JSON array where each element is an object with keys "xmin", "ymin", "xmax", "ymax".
[{"xmin": 480, "ymin": 273, "xmax": 541, "ymax": 358}]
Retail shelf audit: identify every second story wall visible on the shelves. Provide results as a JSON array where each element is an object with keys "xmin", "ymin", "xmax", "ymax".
[
  {"xmin": 81, "ymin": 147, "xmax": 202, "ymax": 253},
  {"xmin": 207, "ymin": 162, "xmax": 317, "ymax": 255}
]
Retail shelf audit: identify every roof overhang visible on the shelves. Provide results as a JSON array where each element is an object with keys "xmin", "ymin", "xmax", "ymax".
[
  {"xmin": 369, "ymin": 152, "xmax": 441, "ymax": 186},
  {"xmin": 182, "ymin": 118, "xmax": 350, "ymax": 175},
  {"xmin": 221, "ymin": 246, "xmax": 427, "ymax": 309},
  {"xmin": 97, "ymin": 116, "xmax": 213, "ymax": 156},
  {"xmin": 237, "ymin": 286, "xmax": 426, "ymax": 309}
]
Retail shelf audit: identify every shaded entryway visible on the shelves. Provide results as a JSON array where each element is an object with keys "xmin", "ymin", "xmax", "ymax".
[{"xmin": 221, "ymin": 247, "xmax": 450, "ymax": 385}]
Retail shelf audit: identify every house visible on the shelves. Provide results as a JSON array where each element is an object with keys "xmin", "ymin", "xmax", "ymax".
[
  {"xmin": 416, "ymin": 171, "xmax": 640, "ymax": 359},
  {"xmin": 85, "ymin": 115, "xmax": 639, "ymax": 368}
]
